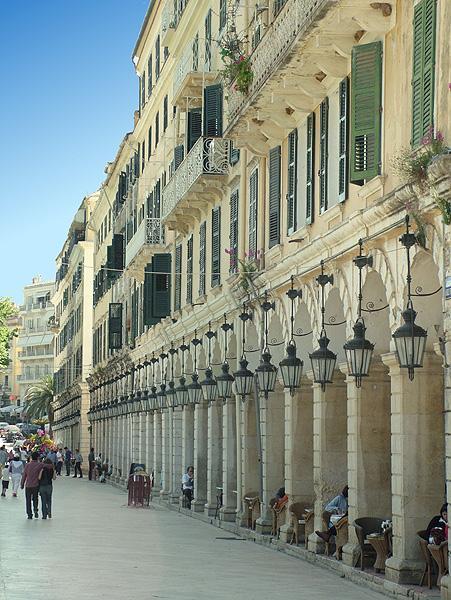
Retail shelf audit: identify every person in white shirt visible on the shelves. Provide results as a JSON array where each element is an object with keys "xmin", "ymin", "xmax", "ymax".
[
  {"xmin": 9, "ymin": 455, "xmax": 24, "ymax": 496},
  {"xmin": 1, "ymin": 463, "xmax": 10, "ymax": 497},
  {"xmin": 181, "ymin": 466, "xmax": 194, "ymax": 509}
]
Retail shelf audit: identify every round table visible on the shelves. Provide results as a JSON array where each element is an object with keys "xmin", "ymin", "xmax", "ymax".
[{"xmin": 367, "ymin": 535, "xmax": 388, "ymax": 572}]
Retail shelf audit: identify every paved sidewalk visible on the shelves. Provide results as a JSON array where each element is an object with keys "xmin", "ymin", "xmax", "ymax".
[{"xmin": 0, "ymin": 477, "xmax": 385, "ymax": 600}]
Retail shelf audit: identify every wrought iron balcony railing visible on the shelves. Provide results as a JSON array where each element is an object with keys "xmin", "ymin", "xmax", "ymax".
[
  {"xmin": 125, "ymin": 218, "xmax": 165, "ymax": 269},
  {"xmin": 173, "ymin": 41, "xmax": 216, "ymax": 106},
  {"xmin": 227, "ymin": 0, "xmax": 329, "ymax": 127},
  {"xmin": 162, "ymin": 137, "xmax": 230, "ymax": 222}
]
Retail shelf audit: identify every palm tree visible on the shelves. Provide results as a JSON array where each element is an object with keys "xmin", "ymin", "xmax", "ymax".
[{"xmin": 24, "ymin": 375, "xmax": 54, "ymax": 434}]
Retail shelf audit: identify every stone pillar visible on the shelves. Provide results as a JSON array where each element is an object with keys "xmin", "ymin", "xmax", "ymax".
[
  {"xmin": 205, "ymin": 401, "xmax": 223, "ymax": 516},
  {"xmin": 238, "ymin": 397, "xmax": 259, "ymax": 526},
  {"xmin": 382, "ymin": 352, "xmax": 444, "ymax": 585},
  {"xmin": 192, "ymin": 400, "xmax": 208, "ymax": 512},
  {"xmin": 171, "ymin": 407, "xmax": 183, "ymax": 503},
  {"xmin": 160, "ymin": 409, "xmax": 171, "ymax": 500},
  {"xmin": 113, "ymin": 417, "xmax": 120, "ymax": 480},
  {"xmin": 220, "ymin": 397, "xmax": 237, "ymax": 522},
  {"xmin": 182, "ymin": 405, "xmax": 195, "ymax": 473},
  {"xmin": 342, "ymin": 360, "xmax": 391, "ymax": 567},
  {"xmin": 256, "ymin": 387, "xmax": 285, "ymax": 534},
  {"xmin": 280, "ymin": 380, "xmax": 314, "ymax": 543},
  {"xmin": 235, "ymin": 396, "xmax": 243, "ymax": 522},
  {"xmin": 153, "ymin": 412, "xmax": 162, "ymax": 492},
  {"xmin": 132, "ymin": 413, "xmax": 140, "ymax": 465},
  {"xmin": 308, "ymin": 371, "xmax": 347, "ymax": 553},
  {"xmin": 146, "ymin": 412, "xmax": 153, "ymax": 478}
]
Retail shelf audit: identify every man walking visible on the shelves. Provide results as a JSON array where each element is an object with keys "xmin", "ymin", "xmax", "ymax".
[
  {"xmin": 20, "ymin": 452, "xmax": 42, "ymax": 519},
  {"xmin": 64, "ymin": 447, "xmax": 72, "ymax": 476},
  {"xmin": 88, "ymin": 447, "xmax": 95, "ymax": 480},
  {"xmin": 73, "ymin": 449, "xmax": 83, "ymax": 478}
]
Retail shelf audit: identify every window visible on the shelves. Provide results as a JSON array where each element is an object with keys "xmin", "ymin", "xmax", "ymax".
[
  {"xmin": 141, "ymin": 139, "xmax": 146, "ymax": 173},
  {"xmin": 249, "ymin": 169, "xmax": 258, "ymax": 256},
  {"xmin": 203, "ymin": 84, "xmax": 223, "ymax": 137},
  {"xmin": 164, "ymin": 46, "xmax": 169, "ymax": 63},
  {"xmin": 148, "ymin": 126, "xmax": 152, "ymax": 159},
  {"xmin": 338, "ymin": 77, "xmax": 349, "ymax": 202},
  {"xmin": 155, "ymin": 35, "xmax": 161, "ymax": 80},
  {"xmin": 148, "ymin": 54, "xmax": 153, "ymax": 96},
  {"xmin": 412, "ymin": 0, "xmax": 436, "ymax": 147},
  {"xmin": 199, "ymin": 221, "xmax": 206, "ymax": 296},
  {"xmin": 187, "ymin": 108, "xmax": 202, "ymax": 151},
  {"xmin": 141, "ymin": 71, "xmax": 146, "ymax": 108},
  {"xmin": 268, "ymin": 146, "xmax": 281, "ymax": 247},
  {"xmin": 163, "ymin": 95, "xmax": 168, "ymax": 131},
  {"xmin": 211, "ymin": 207, "xmax": 221, "ymax": 287},
  {"xmin": 187, "ymin": 235, "xmax": 193, "ymax": 304},
  {"xmin": 204, "ymin": 10, "xmax": 212, "ymax": 71},
  {"xmin": 319, "ymin": 97, "xmax": 329, "ymax": 213},
  {"xmin": 287, "ymin": 129, "xmax": 298, "ymax": 235},
  {"xmin": 174, "ymin": 244, "xmax": 182, "ymax": 311},
  {"xmin": 219, "ymin": 0, "xmax": 227, "ymax": 31},
  {"xmin": 305, "ymin": 113, "xmax": 315, "ymax": 224},
  {"xmin": 229, "ymin": 189, "xmax": 239, "ymax": 273},
  {"xmin": 155, "ymin": 112, "xmax": 160, "ymax": 147},
  {"xmin": 273, "ymin": 0, "xmax": 287, "ymax": 16}
]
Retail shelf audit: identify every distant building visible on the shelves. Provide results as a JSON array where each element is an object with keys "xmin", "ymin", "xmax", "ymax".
[
  {"xmin": 17, "ymin": 277, "xmax": 54, "ymax": 403},
  {"xmin": 0, "ymin": 312, "xmax": 22, "ymax": 407}
]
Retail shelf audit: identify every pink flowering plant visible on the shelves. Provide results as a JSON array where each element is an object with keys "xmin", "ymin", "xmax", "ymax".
[
  {"xmin": 225, "ymin": 248, "xmax": 262, "ymax": 293},
  {"xmin": 219, "ymin": 40, "xmax": 253, "ymax": 94}
]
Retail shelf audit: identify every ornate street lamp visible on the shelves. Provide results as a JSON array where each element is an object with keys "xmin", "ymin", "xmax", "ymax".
[
  {"xmin": 216, "ymin": 315, "xmax": 234, "ymax": 401},
  {"xmin": 201, "ymin": 322, "xmax": 218, "ymax": 402},
  {"xmin": 279, "ymin": 277, "xmax": 303, "ymax": 394},
  {"xmin": 255, "ymin": 292, "xmax": 278, "ymax": 398},
  {"xmin": 157, "ymin": 351, "xmax": 168, "ymax": 410},
  {"xmin": 393, "ymin": 215, "xmax": 427, "ymax": 380},
  {"xmin": 149, "ymin": 354, "xmax": 158, "ymax": 411},
  {"xmin": 166, "ymin": 343, "xmax": 178, "ymax": 409},
  {"xmin": 233, "ymin": 304, "xmax": 254, "ymax": 399},
  {"xmin": 187, "ymin": 332, "xmax": 203, "ymax": 404},
  {"xmin": 175, "ymin": 338, "xmax": 189, "ymax": 407},
  {"xmin": 309, "ymin": 261, "xmax": 337, "ymax": 391}
]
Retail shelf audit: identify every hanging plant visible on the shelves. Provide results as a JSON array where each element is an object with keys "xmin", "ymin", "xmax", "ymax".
[
  {"xmin": 392, "ymin": 128, "xmax": 451, "ymax": 225},
  {"xmin": 219, "ymin": 48, "xmax": 253, "ymax": 95},
  {"xmin": 225, "ymin": 248, "xmax": 262, "ymax": 293}
]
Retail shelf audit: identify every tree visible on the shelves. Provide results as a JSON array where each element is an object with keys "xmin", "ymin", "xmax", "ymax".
[
  {"xmin": 24, "ymin": 375, "xmax": 55, "ymax": 434},
  {"xmin": 0, "ymin": 298, "xmax": 18, "ymax": 369}
]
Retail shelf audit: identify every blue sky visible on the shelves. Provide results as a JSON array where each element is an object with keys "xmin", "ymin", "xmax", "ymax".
[{"xmin": 0, "ymin": 0, "xmax": 148, "ymax": 303}]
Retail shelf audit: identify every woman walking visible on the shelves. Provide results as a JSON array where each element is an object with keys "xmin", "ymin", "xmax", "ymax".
[
  {"xmin": 38, "ymin": 458, "xmax": 55, "ymax": 519},
  {"xmin": 9, "ymin": 455, "xmax": 24, "ymax": 497}
]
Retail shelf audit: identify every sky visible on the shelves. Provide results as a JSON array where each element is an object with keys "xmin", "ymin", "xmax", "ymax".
[{"xmin": 0, "ymin": 0, "xmax": 149, "ymax": 303}]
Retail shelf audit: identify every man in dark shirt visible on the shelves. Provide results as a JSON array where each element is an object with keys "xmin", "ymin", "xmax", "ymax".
[
  {"xmin": 88, "ymin": 448, "xmax": 95, "ymax": 480},
  {"xmin": 21, "ymin": 452, "xmax": 42, "ymax": 519},
  {"xmin": 64, "ymin": 447, "xmax": 72, "ymax": 476}
]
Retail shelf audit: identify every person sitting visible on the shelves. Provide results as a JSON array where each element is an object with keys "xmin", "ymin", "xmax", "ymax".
[
  {"xmin": 315, "ymin": 485, "xmax": 349, "ymax": 543},
  {"xmin": 182, "ymin": 466, "xmax": 194, "ymax": 509},
  {"xmin": 274, "ymin": 487, "xmax": 289, "ymax": 510},
  {"xmin": 426, "ymin": 503, "xmax": 448, "ymax": 545}
]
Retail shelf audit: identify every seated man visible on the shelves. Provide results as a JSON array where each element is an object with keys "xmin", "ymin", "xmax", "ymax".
[
  {"xmin": 274, "ymin": 487, "xmax": 289, "ymax": 510},
  {"xmin": 182, "ymin": 466, "xmax": 194, "ymax": 509},
  {"xmin": 315, "ymin": 485, "xmax": 349, "ymax": 543},
  {"xmin": 427, "ymin": 503, "xmax": 448, "ymax": 545}
]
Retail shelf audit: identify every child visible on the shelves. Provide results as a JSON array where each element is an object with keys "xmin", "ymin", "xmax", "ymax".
[{"xmin": 1, "ymin": 463, "xmax": 10, "ymax": 497}]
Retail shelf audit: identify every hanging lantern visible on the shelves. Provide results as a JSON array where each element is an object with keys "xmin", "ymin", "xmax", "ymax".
[
  {"xmin": 256, "ymin": 351, "xmax": 278, "ymax": 396},
  {"xmin": 149, "ymin": 385, "xmax": 158, "ymax": 411},
  {"xmin": 175, "ymin": 376, "xmax": 189, "ymax": 406},
  {"xmin": 233, "ymin": 357, "xmax": 254, "ymax": 397},
  {"xmin": 201, "ymin": 367, "xmax": 218, "ymax": 402},
  {"xmin": 309, "ymin": 332, "xmax": 337, "ymax": 391},
  {"xmin": 166, "ymin": 380, "xmax": 177, "ymax": 408},
  {"xmin": 280, "ymin": 342, "xmax": 303, "ymax": 392},
  {"xmin": 216, "ymin": 362, "xmax": 234, "ymax": 399},
  {"xmin": 187, "ymin": 372, "xmax": 203, "ymax": 404},
  {"xmin": 157, "ymin": 383, "xmax": 167, "ymax": 410},
  {"xmin": 344, "ymin": 320, "xmax": 374, "ymax": 387}
]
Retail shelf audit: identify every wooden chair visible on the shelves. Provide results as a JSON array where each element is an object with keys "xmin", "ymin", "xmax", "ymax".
[
  {"xmin": 353, "ymin": 517, "xmax": 385, "ymax": 570},
  {"xmin": 322, "ymin": 510, "xmax": 334, "ymax": 556},
  {"xmin": 418, "ymin": 529, "xmax": 435, "ymax": 589},
  {"xmin": 250, "ymin": 496, "xmax": 261, "ymax": 530},
  {"xmin": 273, "ymin": 500, "xmax": 288, "ymax": 538},
  {"xmin": 243, "ymin": 492, "xmax": 258, "ymax": 529},
  {"xmin": 289, "ymin": 502, "xmax": 308, "ymax": 545},
  {"xmin": 335, "ymin": 516, "xmax": 349, "ymax": 560},
  {"xmin": 304, "ymin": 510, "xmax": 314, "ymax": 549},
  {"xmin": 428, "ymin": 541, "xmax": 448, "ymax": 586}
]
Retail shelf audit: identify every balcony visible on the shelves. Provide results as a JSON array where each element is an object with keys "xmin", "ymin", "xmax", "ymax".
[
  {"xmin": 226, "ymin": 0, "xmax": 395, "ymax": 149},
  {"xmin": 173, "ymin": 43, "xmax": 217, "ymax": 108},
  {"xmin": 125, "ymin": 218, "xmax": 165, "ymax": 282},
  {"xmin": 162, "ymin": 136, "xmax": 230, "ymax": 232},
  {"xmin": 161, "ymin": 1, "xmax": 176, "ymax": 46}
]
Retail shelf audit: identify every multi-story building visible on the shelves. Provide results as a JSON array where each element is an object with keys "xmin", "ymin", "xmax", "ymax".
[
  {"xmin": 86, "ymin": 0, "xmax": 451, "ymax": 597},
  {"xmin": 17, "ymin": 277, "xmax": 54, "ymax": 403},
  {"xmin": 51, "ymin": 194, "xmax": 98, "ymax": 455},
  {"xmin": 0, "ymin": 313, "xmax": 22, "ymax": 408}
]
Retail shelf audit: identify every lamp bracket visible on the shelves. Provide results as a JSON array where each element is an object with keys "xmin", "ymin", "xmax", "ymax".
[
  {"xmin": 221, "ymin": 322, "xmax": 234, "ymax": 333},
  {"xmin": 192, "ymin": 337, "xmax": 202, "ymax": 347},
  {"xmin": 179, "ymin": 343, "xmax": 189, "ymax": 353},
  {"xmin": 168, "ymin": 347, "xmax": 178, "ymax": 356},
  {"xmin": 239, "ymin": 311, "xmax": 252, "ymax": 322},
  {"xmin": 262, "ymin": 299, "xmax": 275, "ymax": 312},
  {"xmin": 354, "ymin": 254, "xmax": 373, "ymax": 270},
  {"xmin": 205, "ymin": 329, "xmax": 216, "ymax": 340},
  {"xmin": 287, "ymin": 287, "xmax": 302, "ymax": 301},
  {"xmin": 159, "ymin": 353, "xmax": 168, "ymax": 360},
  {"xmin": 317, "ymin": 273, "xmax": 333, "ymax": 287},
  {"xmin": 411, "ymin": 285, "xmax": 442, "ymax": 298},
  {"xmin": 400, "ymin": 231, "xmax": 417, "ymax": 250}
]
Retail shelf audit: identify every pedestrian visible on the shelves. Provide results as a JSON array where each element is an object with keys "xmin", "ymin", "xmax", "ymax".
[
  {"xmin": 1, "ymin": 462, "xmax": 10, "ymax": 497},
  {"xmin": 21, "ymin": 451, "xmax": 43, "ymax": 519},
  {"xmin": 64, "ymin": 447, "xmax": 72, "ymax": 476},
  {"xmin": 88, "ymin": 447, "xmax": 95, "ymax": 481},
  {"xmin": 56, "ymin": 449, "xmax": 63, "ymax": 476},
  {"xmin": 20, "ymin": 446, "xmax": 28, "ymax": 464},
  {"xmin": 73, "ymin": 449, "xmax": 83, "ymax": 478},
  {"xmin": 9, "ymin": 454, "xmax": 24, "ymax": 497},
  {"xmin": 181, "ymin": 466, "xmax": 194, "ymax": 509},
  {"xmin": 0, "ymin": 445, "xmax": 8, "ymax": 469},
  {"xmin": 47, "ymin": 449, "xmax": 57, "ymax": 466},
  {"xmin": 38, "ymin": 458, "xmax": 55, "ymax": 519}
]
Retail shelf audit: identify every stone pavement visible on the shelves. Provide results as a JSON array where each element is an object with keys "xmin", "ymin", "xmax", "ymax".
[{"xmin": 0, "ymin": 477, "xmax": 386, "ymax": 600}]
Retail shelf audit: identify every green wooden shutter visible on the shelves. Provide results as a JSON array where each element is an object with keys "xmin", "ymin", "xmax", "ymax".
[
  {"xmin": 287, "ymin": 129, "xmax": 298, "ymax": 235},
  {"xmin": 187, "ymin": 108, "xmax": 202, "ymax": 151},
  {"xmin": 199, "ymin": 221, "xmax": 206, "ymax": 296},
  {"xmin": 148, "ymin": 127, "xmax": 152, "ymax": 159},
  {"xmin": 112, "ymin": 234, "xmax": 124, "ymax": 272},
  {"xmin": 203, "ymin": 84, "xmax": 223, "ymax": 137},
  {"xmin": 229, "ymin": 142, "xmax": 240, "ymax": 166},
  {"xmin": 350, "ymin": 41, "xmax": 382, "ymax": 182},
  {"xmin": 108, "ymin": 303, "xmax": 123, "ymax": 349},
  {"xmin": 219, "ymin": 0, "xmax": 227, "ymax": 30},
  {"xmin": 249, "ymin": 169, "xmax": 258, "ymax": 255},
  {"xmin": 306, "ymin": 113, "xmax": 315, "ymax": 224},
  {"xmin": 204, "ymin": 10, "xmax": 212, "ymax": 71},
  {"xmin": 163, "ymin": 95, "xmax": 168, "ymax": 131},
  {"xmin": 319, "ymin": 97, "xmax": 329, "ymax": 213},
  {"xmin": 152, "ymin": 253, "xmax": 171, "ymax": 319},
  {"xmin": 412, "ymin": 0, "xmax": 436, "ymax": 147},
  {"xmin": 338, "ymin": 77, "xmax": 349, "ymax": 202},
  {"xmin": 174, "ymin": 244, "xmax": 182, "ymax": 310},
  {"xmin": 155, "ymin": 34, "xmax": 161, "ymax": 80},
  {"xmin": 229, "ymin": 189, "xmax": 239, "ymax": 273},
  {"xmin": 174, "ymin": 145, "xmax": 185, "ymax": 170},
  {"xmin": 148, "ymin": 54, "xmax": 153, "ymax": 96},
  {"xmin": 143, "ymin": 262, "xmax": 157, "ymax": 326},
  {"xmin": 186, "ymin": 235, "xmax": 194, "ymax": 304},
  {"xmin": 211, "ymin": 207, "xmax": 221, "ymax": 287},
  {"xmin": 268, "ymin": 146, "xmax": 281, "ymax": 248},
  {"xmin": 106, "ymin": 245, "xmax": 114, "ymax": 283}
]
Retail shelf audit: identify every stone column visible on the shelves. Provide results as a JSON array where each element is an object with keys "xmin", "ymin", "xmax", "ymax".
[
  {"xmin": 113, "ymin": 416, "xmax": 120, "ymax": 480},
  {"xmin": 256, "ymin": 387, "xmax": 285, "ymax": 534},
  {"xmin": 238, "ymin": 397, "xmax": 259, "ymax": 526},
  {"xmin": 205, "ymin": 401, "xmax": 223, "ymax": 517},
  {"xmin": 132, "ymin": 413, "xmax": 140, "ymax": 466},
  {"xmin": 192, "ymin": 400, "xmax": 208, "ymax": 512},
  {"xmin": 308, "ymin": 371, "xmax": 347, "ymax": 553},
  {"xmin": 170, "ymin": 407, "xmax": 183, "ymax": 503},
  {"xmin": 382, "ymin": 352, "xmax": 444, "ymax": 585},
  {"xmin": 160, "ymin": 409, "xmax": 171, "ymax": 500},
  {"xmin": 342, "ymin": 360, "xmax": 391, "ymax": 567},
  {"xmin": 280, "ymin": 380, "xmax": 314, "ymax": 542},
  {"xmin": 220, "ymin": 397, "xmax": 237, "ymax": 522},
  {"xmin": 146, "ymin": 412, "xmax": 153, "ymax": 478},
  {"xmin": 153, "ymin": 412, "xmax": 162, "ymax": 492},
  {"xmin": 182, "ymin": 405, "xmax": 195, "ymax": 473}
]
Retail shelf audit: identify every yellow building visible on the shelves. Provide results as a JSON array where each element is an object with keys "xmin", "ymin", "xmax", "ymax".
[
  {"xmin": 84, "ymin": 0, "xmax": 451, "ymax": 596},
  {"xmin": 0, "ymin": 313, "xmax": 22, "ymax": 409}
]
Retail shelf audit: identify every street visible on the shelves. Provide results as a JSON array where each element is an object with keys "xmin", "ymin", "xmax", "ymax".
[{"xmin": 0, "ymin": 477, "xmax": 386, "ymax": 600}]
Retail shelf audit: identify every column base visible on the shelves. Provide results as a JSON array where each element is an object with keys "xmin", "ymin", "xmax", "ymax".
[
  {"xmin": 236, "ymin": 512, "xmax": 248, "ymax": 528},
  {"xmin": 191, "ymin": 499, "xmax": 206, "ymax": 513},
  {"xmin": 204, "ymin": 503, "xmax": 218, "ymax": 517},
  {"xmin": 169, "ymin": 493, "xmax": 180, "ymax": 505},
  {"xmin": 159, "ymin": 490, "xmax": 170, "ymax": 502},
  {"xmin": 440, "ymin": 574, "xmax": 451, "ymax": 599},
  {"xmin": 308, "ymin": 532, "xmax": 325, "ymax": 554},
  {"xmin": 255, "ymin": 517, "xmax": 272, "ymax": 535},
  {"xmin": 342, "ymin": 542, "xmax": 360, "ymax": 567},
  {"xmin": 279, "ymin": 523, "xmax": 293, "ymax": 543},
  {"xmin": 385, "ymin": 556, "xmax": 424, "ymax": 585},
  {"xmin": 219, "ymin": 507, "xmax": 237, "ymax": 522}
]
